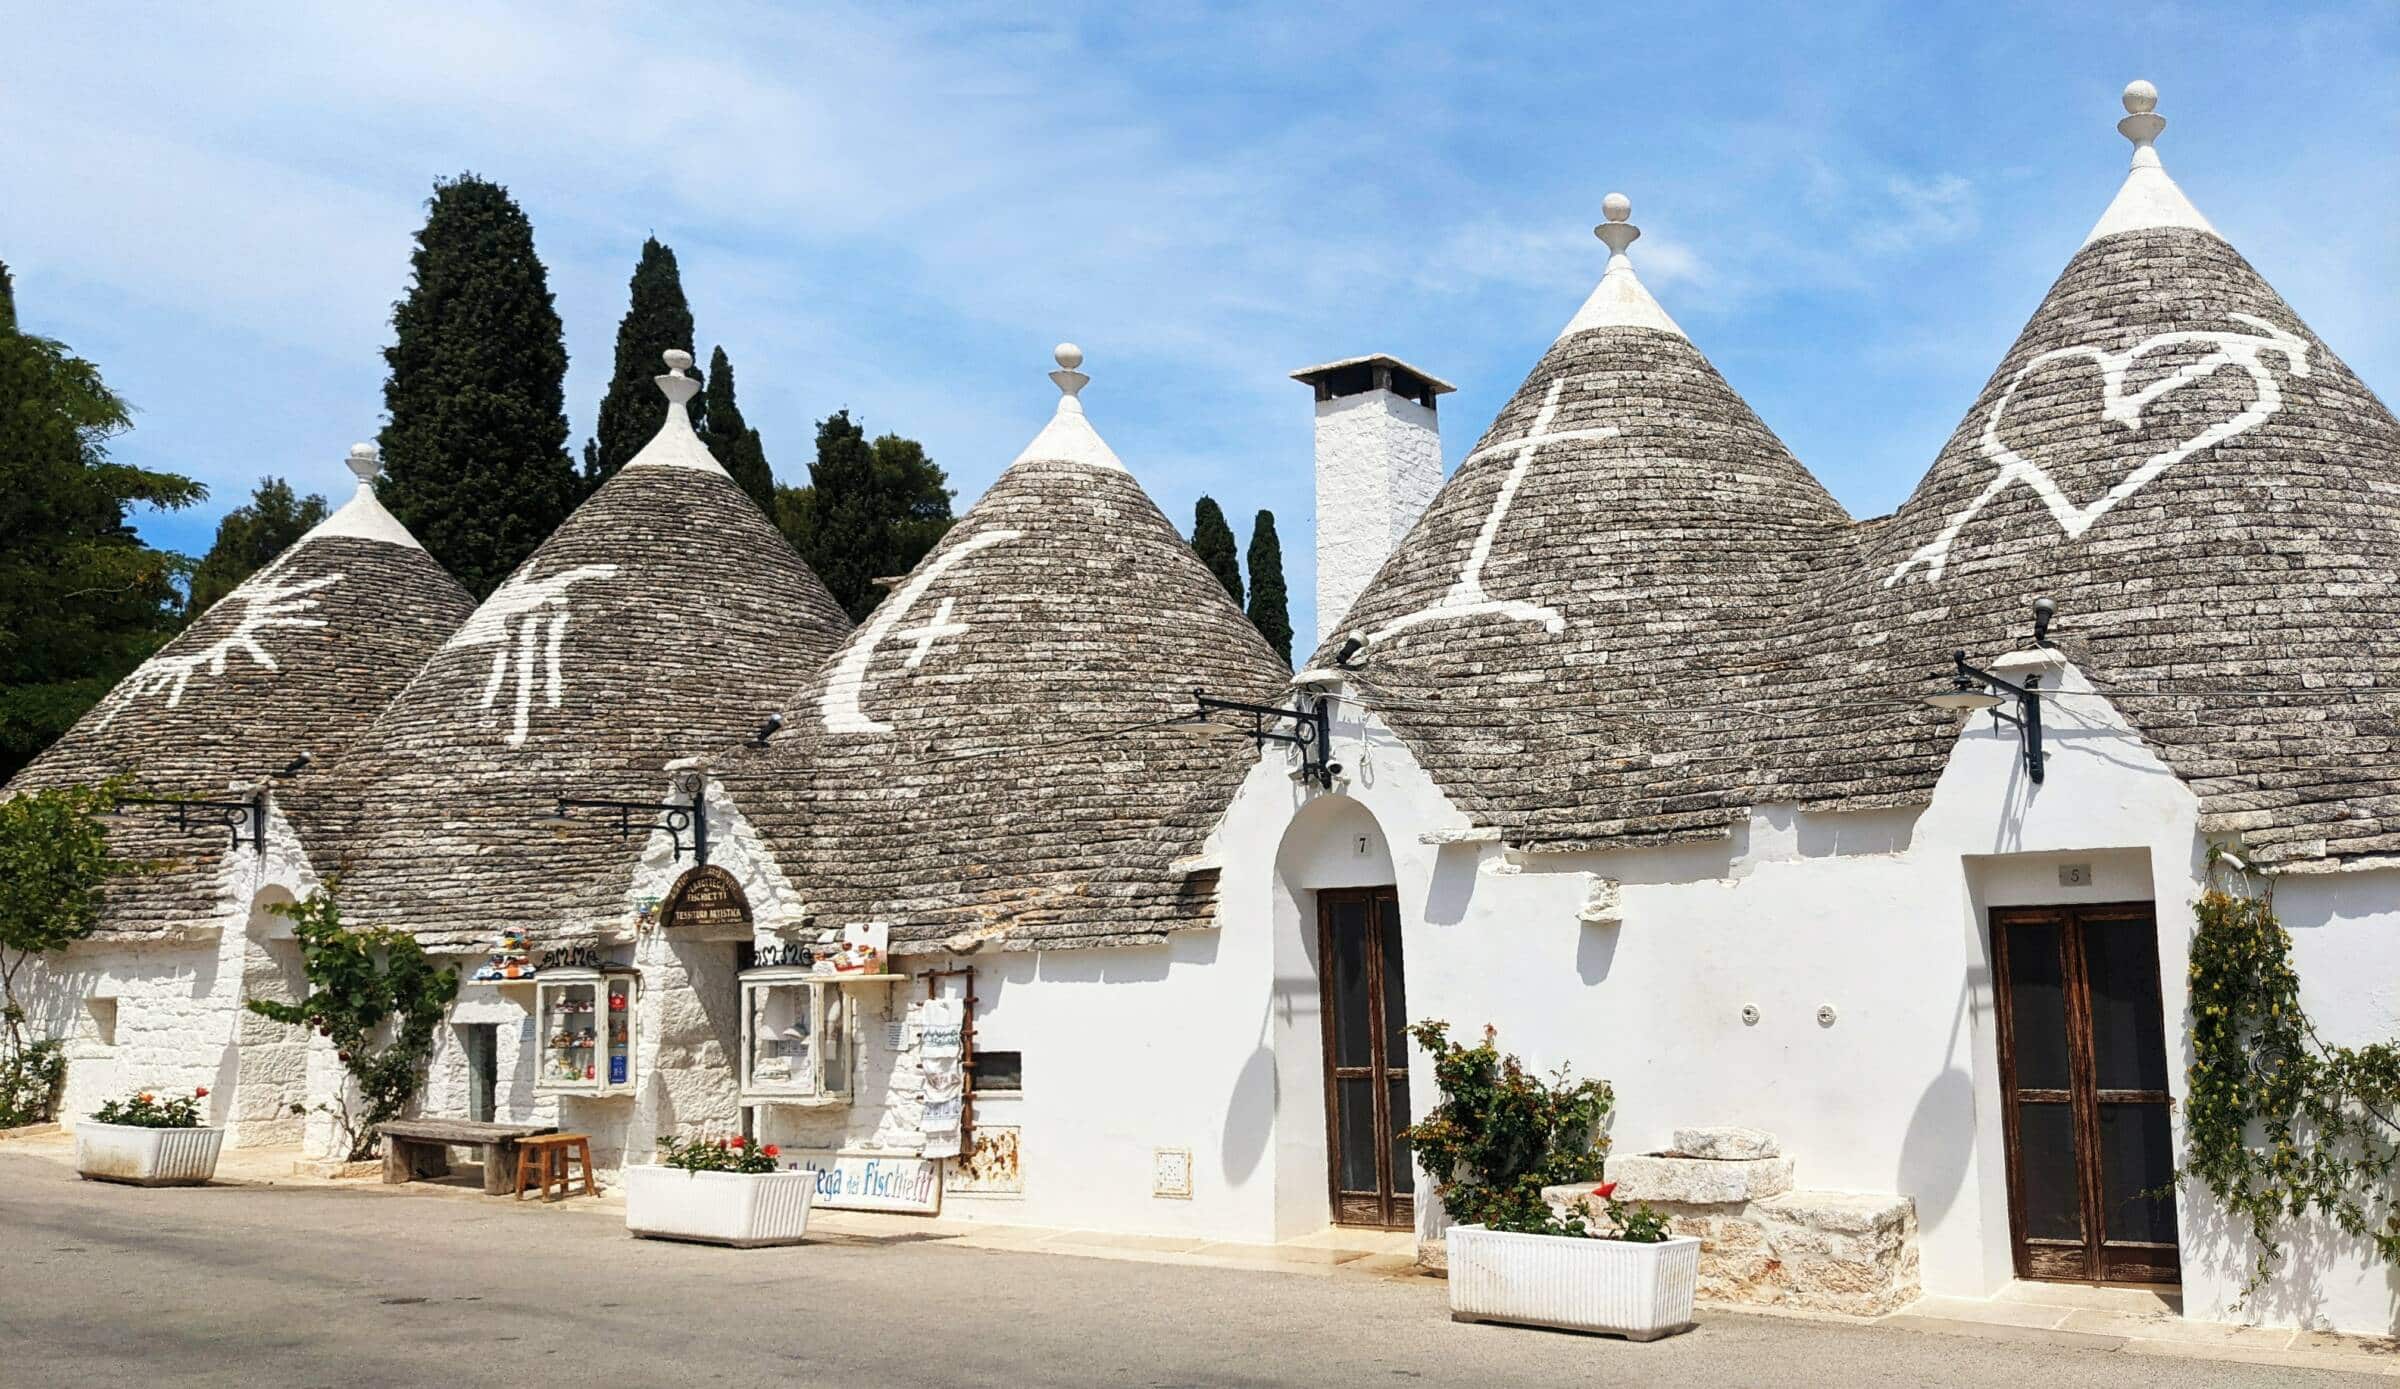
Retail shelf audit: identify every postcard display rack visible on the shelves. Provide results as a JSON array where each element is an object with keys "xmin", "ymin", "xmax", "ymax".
[{"xmin": 533, "ymin": 968, "xmax": 640, "ymax": 1097}]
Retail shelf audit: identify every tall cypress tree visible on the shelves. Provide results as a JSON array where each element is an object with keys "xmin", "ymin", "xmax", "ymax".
[
  {"xmin": 0, "ymin": 260, "xmax": 16, "ymax": 333},
  {"xmin": 1191, "ymin": 496, "xmax": 1243, "ymax": 607},
  {"xmin": 700, "ymin": 344, "xmax": 775, "ymax": 515},
  {"xmin": 582, "ymin": 238, "xmax": 698, "ymax": 491},
  {"xmin": 377, "ymin": 174, "xmax": 576, "ymax": 598},
  {"xmin": 775, "ymin": 410, "xmax": 955, "ymax": 621},
  {"xmin": 0, "ymin": 268, "xmax": 202, "ymax": 777},
  {"xmin": 185, "ymin": 477, "xmax": 329, "ymax": 616},
  {"xmin": 1246, "ymin": 509, "xmax": 1292, "ymax": 666}
]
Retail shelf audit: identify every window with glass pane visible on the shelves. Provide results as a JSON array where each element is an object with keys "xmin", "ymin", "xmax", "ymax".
[
  {"xmin": 2004, "ymin": 920, "xmax": 2071, "ymax": 1091},
  {"xmin": 543, "ymin": 982, "xmax": 597, "ymax": 1086},
  {"xmin": 748, "ymin": 981, "xmax": 814, "ymax": 1095}
]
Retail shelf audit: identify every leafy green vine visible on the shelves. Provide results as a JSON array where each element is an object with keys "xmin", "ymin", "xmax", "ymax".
[
  {"xmin": 2183, "ymin": 845, "xmax": 2400, "ymax": 1296},
  {"xmin": 245, "ymin": 884, "xmax": 458, "ymax": 1161},
  {"xmin": 0, "ymin": 777, "xmax": 138, "ymax": 1125}
]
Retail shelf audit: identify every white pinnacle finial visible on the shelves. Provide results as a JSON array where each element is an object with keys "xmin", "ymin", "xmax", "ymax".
[
  {"xmin": 2117, "ymin": 79, "xmax": 2166, "ymax": 168},
  {"xmin": 1049, "ymin": 342, "xmax": 1090, "ymax": 400},
  {"xmin": 1594, "ymin": 192, "xmax": 1639, "ymax": 257},
  {"xmin": 655, "ymin": 348, "xmax": 701, "ymax": 406},
  {"xmin": 346, "ymin": 442, "xmax": 382, "ymax": 485}
]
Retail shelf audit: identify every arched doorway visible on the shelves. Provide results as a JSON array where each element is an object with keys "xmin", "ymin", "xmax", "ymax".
[{"xmin": 1273, "ymin": 795, "xmax": 1411, "ymax": 1230}]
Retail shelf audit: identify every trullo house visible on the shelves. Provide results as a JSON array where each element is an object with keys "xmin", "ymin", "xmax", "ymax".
[{"xmin": 3, "ymin": 444, "xmax": 473, "ymax": 1142}]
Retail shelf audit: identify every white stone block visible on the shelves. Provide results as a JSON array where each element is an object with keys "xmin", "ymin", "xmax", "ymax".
[
  {"xmin": 1670, "ymin": 1126, "xmax": 1780, "ymax": 1160},
  {"xmin": 1605, "ymin": 1153, "xmax": 1794, "ymax": 1204}
]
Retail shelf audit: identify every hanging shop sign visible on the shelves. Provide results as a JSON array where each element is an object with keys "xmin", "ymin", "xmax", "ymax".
[
  {"xmin": 786, "ymin": 1151, "xmax": 942, "ymax": 1215},
  {"xmin": 661, "ymin": 865, "xmax": 751, "ymax": 935}
]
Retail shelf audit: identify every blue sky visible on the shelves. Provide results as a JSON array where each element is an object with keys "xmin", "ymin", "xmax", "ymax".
[{"xmin": 6, "ymin": 3, "xmax": 2395, "ymax": 647}]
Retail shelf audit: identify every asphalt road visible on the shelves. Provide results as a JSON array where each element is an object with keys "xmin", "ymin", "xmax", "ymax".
[{"xmin": 0, "ymin": 1150, "xmax": 2378, "ymax": 1388}]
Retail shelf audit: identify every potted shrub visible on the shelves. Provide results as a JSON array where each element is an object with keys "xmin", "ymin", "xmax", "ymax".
[
  {"xmin": 1405, "ymin": 1021, "xmax": 1698, "ymax": 1340},
  {"xmin": 1447, "ymin": 1182, "xmax": 1701, "ymax": 1341},
  {"xmin": 76, "ymin": 1087, "xmax": 224, "ymax": 1186},
  {"xmin": 625, "ymin": 1132, "xmax": 815, "ymax": 1247}
]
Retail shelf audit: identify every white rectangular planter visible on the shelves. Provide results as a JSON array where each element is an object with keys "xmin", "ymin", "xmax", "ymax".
[
  {"xmin": 75, "ymin": 1122, "xmax": 225, "ymax": 1186},
  {"xmin": 1446, "ymin": 1225, "xmax": 1701, "ymax": 1341},
  {"xmin": 624, "ymin": 1165, "xmax": 816, "ymax": 1247}
]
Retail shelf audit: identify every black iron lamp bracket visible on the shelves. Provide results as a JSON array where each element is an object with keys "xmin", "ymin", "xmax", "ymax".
[
  {"xmin": 1952, "ymin": 651, "xmax": 2046, "ymax": 785},
  {"xmin": 1191, "ymin": 689, "xmax": 1341, "ymax": 789},
  {"xmin": 120, "ymin": 792, "xmax": 268, "ymax": 851},
  {"xmin": 547, "ymin": 787, "xmax": 710, "ymax": 864}
]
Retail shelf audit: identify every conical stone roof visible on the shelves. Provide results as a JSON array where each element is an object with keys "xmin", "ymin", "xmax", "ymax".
[
  {"xmin": 317, "ymin": 352, "xmax": 852, "ymax": 947},
  {"xmin": 7, "ymin": 445, "xmax": 476, "ymax": 937},
  {"xmin": 1761, "ymin": 83, "xmax": 2400, "ymax": 869},
  {"xmin": 1316, "ymin": 197, "xmax": 1854, "ymax": 849},
  {"xmin": 738, "ymin": 346, "xmax": 1289, "ymax": 951}
]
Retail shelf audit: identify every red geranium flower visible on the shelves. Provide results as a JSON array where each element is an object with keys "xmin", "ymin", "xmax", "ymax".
[
  {"xmin": 729, "ymin": 1135, "xmax": 747, "ymax": 1148},
  {"xmin": 1592, "ymin": 1182, "xmax": 1618, "ymax": 1199},
  {"xmin": 762, "ymin": 1144, "xmax": 780, "ymax": 1158},
  {"xmin": 193, "ymin": 1087, "xmax": 209, "ymax": 1098}
]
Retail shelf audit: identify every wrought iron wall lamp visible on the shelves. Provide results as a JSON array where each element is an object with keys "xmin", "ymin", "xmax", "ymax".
[
  {"xmin": 1170, "ymin": 688, "xmax": 1340, "ymax": 789},
  {"xmin": 538, "ymin": 786, "xmax": 710, "ymax": 864},
  {"xmin": 106, "ymin": 751, "xmax": 315, "ymax": 850},
  {"xmin": 1925, "ymin": 598, "xmax": 2055, "ymax": 784}
]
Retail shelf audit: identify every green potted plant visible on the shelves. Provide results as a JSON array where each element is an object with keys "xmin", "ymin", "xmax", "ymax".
[
  {"xmin": 76, "ymin": 1086, "xmax": 224, "ymax": 1185},
  {"xmin": 1405, "ymin": 1021, "xmax": 1697, "ymax": 1341},
  {"xmin": 625, "ymin": 1131, "xmax": 816, "ymax": 1247}
]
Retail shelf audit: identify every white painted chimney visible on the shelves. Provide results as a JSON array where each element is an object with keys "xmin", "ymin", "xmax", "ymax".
[{"xmin": 1291, "ymin": 354, "xmax": 1452, "ymax": 647}]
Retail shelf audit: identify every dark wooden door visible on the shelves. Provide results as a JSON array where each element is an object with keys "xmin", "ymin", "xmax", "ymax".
[
  {"xmin": 1992, "ymin": 903, "xmax": 2179, "ymax": 1284},
  {"xmin": 1319, "ymin": 887, "xmax": 1413, "ymax": 1229}
]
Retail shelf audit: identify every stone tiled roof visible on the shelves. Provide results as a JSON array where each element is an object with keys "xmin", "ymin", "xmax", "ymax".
[
  {"xmin": 1764, "ymin": 220, "xmax": 2400, "ymax": 869},
  {"xmin": 311, "ymin": 357, "xmax": 852, "ymax": 948},
  {"xmin": 1328, "ymin": 93, "xmax": 2400, "ymax": 870},
  {"xmin": 6, "ymin": 463, "xmax": 475, "ymax": 937},
  {"xmin": 737, "ymin": 351, "xmax": 1289, "ymax": 952},
  {"xmin": 1311, "ymin": 211, "xmax": 1855, "ymax": 849}
]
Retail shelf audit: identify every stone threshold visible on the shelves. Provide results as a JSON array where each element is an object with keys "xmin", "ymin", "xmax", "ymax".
[{"xmin": 1877, "ymin": 1282, "xmax": 2400, "ymax": 1378}]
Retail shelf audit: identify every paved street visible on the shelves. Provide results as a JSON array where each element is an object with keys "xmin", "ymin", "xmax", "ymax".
[{"xmin": 0, "ymin": 1151, "xmax": 2382, "ymax": 1388}]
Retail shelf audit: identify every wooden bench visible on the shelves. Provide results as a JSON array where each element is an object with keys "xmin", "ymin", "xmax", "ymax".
[{"xmin": 378, "ymin": 1119, "xmax": 557, "ymax": 1195}]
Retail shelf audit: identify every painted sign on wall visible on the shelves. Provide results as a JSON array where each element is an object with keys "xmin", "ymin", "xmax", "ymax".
[
  {"xmin": 786, "ymin": 1151, "xmax": 942, "ymax": 1214},
  {"xmin": 661, "ymin": 865, "xmax": 750, "ymax": 934}
]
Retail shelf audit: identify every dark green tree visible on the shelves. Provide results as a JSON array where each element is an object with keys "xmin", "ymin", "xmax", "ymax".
[
  {"xmin": 582, "ymin": 237, "xmax": 698, "ymax": 491},
  {"xmin": 185, "ymin": 477, "xmax": 329, "ymax": 616},
  {"xmin": 1246, "ymin": 509, "xmax": 1292, "ymax": 665},
  {"xmin": 1191, "ymin": 496, "xmax": 1243, "ymax": 607},
  {"xmin": 376, "ymin": 174, "xmax": 577, "ymax": 598},
  {"xmin": 0, "ymin": 272, "xmax": 202, "ymax": 778},
  {"xmin": 0, "ymin": 259, "xmax": 15, "ymax": 333},
  {"xmin": 700, "ymin": 345, "xmax": 775, "ymax": 515},
  {"xmin": 774, "ymin": 411, "xmax": 955, "ymax": 621}
]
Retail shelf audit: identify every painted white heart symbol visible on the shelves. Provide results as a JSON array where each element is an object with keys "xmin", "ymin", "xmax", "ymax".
[{"xmin": 1888, "ymin": 313, "xmax": 2310, "ymax": 585}]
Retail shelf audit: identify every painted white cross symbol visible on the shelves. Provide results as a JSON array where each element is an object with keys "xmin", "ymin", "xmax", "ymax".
[
  {"xmin": 1369, "ymin": 375, "xmax": 1603, "ymax": 642},
  {"xmin": 899, "ymin": 597, "xmax": 969, "ymax": 669}
]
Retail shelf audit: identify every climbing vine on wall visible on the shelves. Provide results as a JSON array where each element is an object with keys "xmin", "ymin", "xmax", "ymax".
[
  {"xmin": 246, "ymin": 885, "xmax": 457, "ymax": 1161},
  {"xmin": 0, "ymin": 777, "xmax": 137, "ymax": 1125},
  {"xmin": 2183, "ymin": 846, "xmax": 2400, "ymax": 1297}
]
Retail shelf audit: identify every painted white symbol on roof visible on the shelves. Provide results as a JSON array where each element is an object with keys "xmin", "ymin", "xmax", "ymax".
[
  {"xmin": 1369, "ymin": 375, "xmax": 1594, "ymax": 642},
  {"xmin": 821, "ymin": 529, "xmax": 1023, "ymax": 735},
  {"xmin": 92, "ymin": 556, "xmax": 340, "ymax": 731},
  {"xmin": 443, "ymin": 563, "xmax": 621, "ymax": 747},
  {"xmin": 1887, "ymin": 314, "xmax": 2311, "ymax": 585}
]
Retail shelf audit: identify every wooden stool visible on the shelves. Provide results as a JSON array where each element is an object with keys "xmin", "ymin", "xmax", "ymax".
[{"xmin": 513, "ymin": 1133, "xmax": 597, "ymax": 1202}]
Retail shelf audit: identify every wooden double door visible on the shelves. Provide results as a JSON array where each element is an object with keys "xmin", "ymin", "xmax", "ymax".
[
  {"xmin": 1991, "ymin": 903, "xmax": 2180, "ymax": 1284},
  {"xmin": 1319, "ymin": 887, "xmax": 1413, "ymax": 1229}
]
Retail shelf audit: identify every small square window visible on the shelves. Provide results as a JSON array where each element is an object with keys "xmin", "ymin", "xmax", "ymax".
[{"xmin": 973, "ymin": 1051, "xmax": 1022, "ymax": 1094}]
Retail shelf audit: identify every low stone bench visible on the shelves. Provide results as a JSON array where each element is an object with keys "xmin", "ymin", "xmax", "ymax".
[
  {"xmin": 1542, "ymin": 1126, "xmax": 1919, "ymax": 1317},
  {"xmin": 378, "ymin": 1119, "xmax": 556, "ymax": 1196}
]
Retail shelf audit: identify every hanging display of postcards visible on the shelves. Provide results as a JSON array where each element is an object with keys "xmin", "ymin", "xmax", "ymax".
[{"xmin": 919, "ymin": 994, "xmax": 966, "ymax": 1159}]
